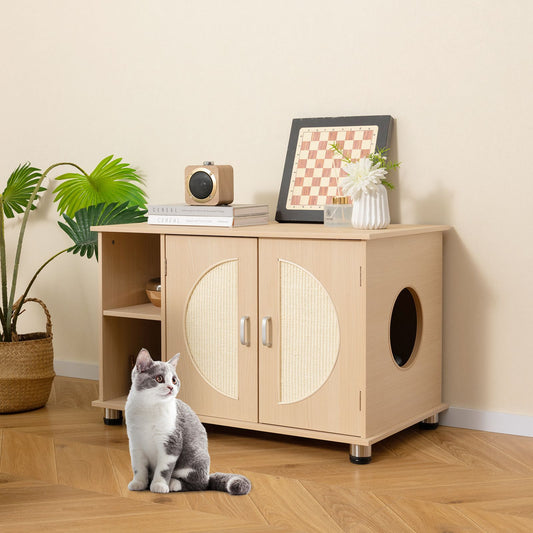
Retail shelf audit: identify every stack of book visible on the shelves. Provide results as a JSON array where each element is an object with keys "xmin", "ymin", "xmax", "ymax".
[{"xmin": 147, "ymin": 203, "xmax": 269, "ymax": 227}]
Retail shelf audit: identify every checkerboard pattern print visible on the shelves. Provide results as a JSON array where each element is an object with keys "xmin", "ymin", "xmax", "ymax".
[{"xmin": 286, "ymin": 125, "xmax": 378, "ymax": 210}]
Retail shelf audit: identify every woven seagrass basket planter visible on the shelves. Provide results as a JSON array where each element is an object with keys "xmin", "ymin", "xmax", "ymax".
[{"xmin": 0, "ymin": 298, "xmax": 56, "ymax": 414}]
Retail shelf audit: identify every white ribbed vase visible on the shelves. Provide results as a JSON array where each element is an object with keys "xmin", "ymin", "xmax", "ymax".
[{"xmin": 351, "ymin": 184, "xmax": 390, "ymax": 230}]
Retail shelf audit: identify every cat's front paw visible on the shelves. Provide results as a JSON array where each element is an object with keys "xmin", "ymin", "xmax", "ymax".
[
  {"xmin": 169, "ymin": 479, "xmax": 183, "ymax": 492},
  {"xmin": 150, "ymin": 480, "xmax": 169, "ymax": 493},
  {"xmin": 128, "ymin": 479, "xmax": 148, "ymax": 491}
]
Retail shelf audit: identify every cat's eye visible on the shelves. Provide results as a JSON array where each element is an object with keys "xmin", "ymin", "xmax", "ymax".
[
  {"xmin": 172, "ymin": 377, "xmax": 177, "ymax": 385},
  {"xmin": 155, "ymin": 375, "xmax": 164, "ymax": 383}
]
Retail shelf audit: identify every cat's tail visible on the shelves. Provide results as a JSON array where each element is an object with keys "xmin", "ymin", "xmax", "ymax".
[{"xmin": 208, "ymin": 472, "xmax": 251, "ymax": 495}]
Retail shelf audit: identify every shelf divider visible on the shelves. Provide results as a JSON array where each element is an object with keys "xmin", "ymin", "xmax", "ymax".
[{"xmin": 103, "ymin": 302, "xmax": 161, "ymax": 321}]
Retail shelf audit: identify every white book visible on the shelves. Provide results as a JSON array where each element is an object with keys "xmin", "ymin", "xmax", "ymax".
[
  {"xmin": 147, "ymin": 214, "xmax": 269, "ymax": 227},
  {"xmin": 147, "ymin": 203, "xmax": 269, "ymax": 217}
]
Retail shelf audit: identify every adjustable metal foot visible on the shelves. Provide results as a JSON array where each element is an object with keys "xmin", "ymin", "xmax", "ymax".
[
  {"xmin": 419, "ymin": 413, "xmax": 439, "ymax": 430},
  {"xmin": 104, "ymin": 409, "xmax": 123, "ymax": 425},
  {"xmin": 349, "ymin": 444, "xmax": 372, "ymax": 464}
]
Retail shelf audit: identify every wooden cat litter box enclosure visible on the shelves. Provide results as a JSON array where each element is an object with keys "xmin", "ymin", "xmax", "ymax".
[{"xmin": 92, "ymin": 222, "xmax": 449, "ymax": 463}]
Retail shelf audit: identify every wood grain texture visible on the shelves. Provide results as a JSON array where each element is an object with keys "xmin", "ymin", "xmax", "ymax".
[
  {"xmin": 92, "ymin": 221, "xmax": 450, "ymax": 241},
  {"xmin": 364, "ymin": 232, "xmax": 444, "ymax": 438},
  {"xmin": 1, "ymin": 377, "xmax": 532, "ymax": 532}
]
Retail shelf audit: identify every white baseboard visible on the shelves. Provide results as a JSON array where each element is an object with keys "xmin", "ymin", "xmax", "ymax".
[
  {"xmin": 50, "ymin": 363, "xmax": 533, "ymax": 439},
  {"xmin": 54, "ymin": 360, "xmax": 99, "ymax": 381},
  {"xmin": 440, "ymin": 407, "xmax": 533, "ymax": 438}
]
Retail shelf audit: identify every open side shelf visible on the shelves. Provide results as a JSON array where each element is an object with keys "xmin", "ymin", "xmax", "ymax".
[
  {"xmin": 92, "ymin": 396, "xmax": 127, "ymax": 411},
  {"xmin": 94, "ymin": 231, "xmax": 164, "ymax": 416},
  {"xmin": 103, "ymin": 303, "xmax": 161, "ymax": 321}
]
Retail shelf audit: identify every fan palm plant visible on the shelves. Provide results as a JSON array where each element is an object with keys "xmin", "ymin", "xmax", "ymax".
[{"xmin": 0, "ymin": 156, "xmax": 147, "ymax": 342}]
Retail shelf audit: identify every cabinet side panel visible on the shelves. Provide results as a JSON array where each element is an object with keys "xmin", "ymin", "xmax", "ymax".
[
  {"xmin": 365, "ymin": 233, "xmax": 443, "ymax": 438},
  {"xmin": 160, "ymin": 235, "xmax": 167, "ymax": 360},
  {"xmin": 97, "ymin": 233, "xmax": 105, "ymax": 390}
]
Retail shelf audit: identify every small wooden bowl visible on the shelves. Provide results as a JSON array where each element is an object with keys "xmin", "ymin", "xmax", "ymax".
[{"xmin": 146, "ymin": 278, "xmax": 162, "ymax": 307}]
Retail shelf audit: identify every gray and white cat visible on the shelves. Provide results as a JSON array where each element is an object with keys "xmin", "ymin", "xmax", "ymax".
[{"xmin": 125, "ymin": 348, "xmax": 251, "ymax": 495}]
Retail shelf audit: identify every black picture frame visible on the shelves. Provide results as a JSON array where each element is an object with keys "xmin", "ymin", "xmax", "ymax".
[{"xmin": 275, "ymin": 115, "xmax": 393, "ymax": 223}]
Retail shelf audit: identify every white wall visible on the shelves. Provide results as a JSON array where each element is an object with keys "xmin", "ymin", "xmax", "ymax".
[{"xmin": 2, "ymin": 1, "xmax": 532, "ymax": 419}]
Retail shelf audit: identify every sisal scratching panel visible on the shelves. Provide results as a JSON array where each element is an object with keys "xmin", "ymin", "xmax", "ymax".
[
  {"xmin": 185, "ymin": 260, "xmax": 238, "ymax": 398},
  {"xmin": 279, "ymin": 260, "xmax": 340, "ymax": 403}
]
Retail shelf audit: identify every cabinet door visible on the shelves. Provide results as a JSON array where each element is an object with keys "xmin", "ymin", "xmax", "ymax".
[
  {"xmin": 259, "ymin": 238, "xmax": 363, "ymax": 435},
  {"xmin": 166, "ymin": 236, "xmax": 257, "ymax": 422}
]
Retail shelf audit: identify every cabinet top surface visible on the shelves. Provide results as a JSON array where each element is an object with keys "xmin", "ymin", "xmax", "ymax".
[{"xmin": 92, "ymin": 222, "xmax": 450, "ymax": 240}]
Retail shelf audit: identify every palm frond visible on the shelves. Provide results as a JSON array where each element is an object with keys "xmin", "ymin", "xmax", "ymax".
[
  {"xmin": 53, "ymin": 156, "xmax": 147, "ymax": 217},
  {"xmin": 58, "ymin": 202, "xmax": 147, "ymax": 260},
  {"xmin": 1, "ymin": 163, "xmax": 44, "ymax": 218}
]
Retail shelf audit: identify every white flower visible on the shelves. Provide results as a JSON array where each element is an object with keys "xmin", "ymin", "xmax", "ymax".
[{"xmin": 339, "ymin": 157, "xmax": 388, "ymax": 200}]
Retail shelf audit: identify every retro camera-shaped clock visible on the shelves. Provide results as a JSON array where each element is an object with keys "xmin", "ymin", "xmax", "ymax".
[{"xmin": 184, "ymin": 161, "xmax": 234, "ymax": 206}]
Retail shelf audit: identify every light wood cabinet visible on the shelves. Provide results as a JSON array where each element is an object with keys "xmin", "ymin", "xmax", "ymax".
[{"xmin": 92, "ymin": 222, "xmax": 449, "ymax": 462}]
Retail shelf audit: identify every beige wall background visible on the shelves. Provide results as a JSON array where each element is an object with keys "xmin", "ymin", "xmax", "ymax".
[{"xmin": 1, "ymin": 0, "xmax": 532, "ymax": 418}]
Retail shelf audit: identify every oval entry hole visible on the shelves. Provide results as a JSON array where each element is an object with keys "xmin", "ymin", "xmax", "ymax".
[{"xmin": 389, "ymin": 288, "xmax": 421, "ymax": 368}]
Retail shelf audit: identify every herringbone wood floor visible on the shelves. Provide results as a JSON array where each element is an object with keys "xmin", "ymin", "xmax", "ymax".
[{"xmin": 1, "ymin": 378, "xmax": 533, "ymax": 532}]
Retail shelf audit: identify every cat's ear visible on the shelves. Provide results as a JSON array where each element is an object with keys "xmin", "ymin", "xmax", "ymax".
[
  {"xmin": 136, "ymin": 348, "xmax": 153, "ymax": 373},
  {"xmin": 167, "ymin": 353, "xmax": 180, "ymax": 369}
]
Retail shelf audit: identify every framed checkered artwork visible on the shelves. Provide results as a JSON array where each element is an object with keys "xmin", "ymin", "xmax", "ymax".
[{"xmin": 275, "ymin": 116, "xmax": 393, "ymax": 223}]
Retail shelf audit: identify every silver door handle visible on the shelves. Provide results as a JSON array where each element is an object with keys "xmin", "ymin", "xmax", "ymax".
[
  {"xmin": 262, "ymin": 316, "xmax": 272, "ymax": 347},
  {"xmin": 240, "ymin": 316, "xmax": 250, "ymax": 346}
]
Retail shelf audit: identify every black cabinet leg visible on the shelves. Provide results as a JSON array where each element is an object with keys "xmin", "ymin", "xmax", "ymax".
[
  {"xmin": 349, "ymin": 444, "xmax": 372, "ymax": 464},
  {"xmin": 104, "ymin": 408, "xmax": 123, "ymax": 425},
  {"xmin": 419, "ymin": 413, "xmax": 439, "ymax": 430}
]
